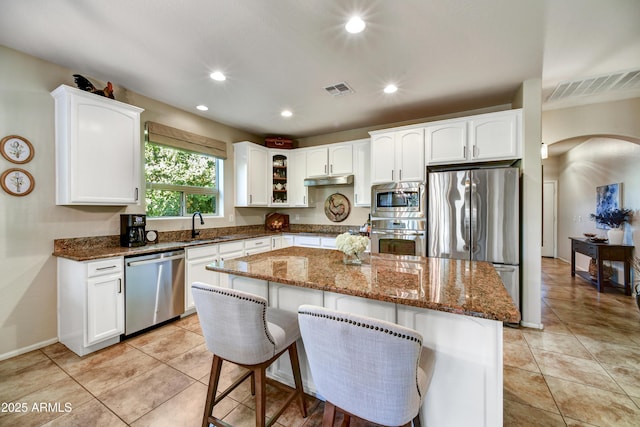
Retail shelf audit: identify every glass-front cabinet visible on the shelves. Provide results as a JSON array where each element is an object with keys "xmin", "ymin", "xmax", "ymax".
[{"xmin": 270, "ymin": 151, "xmax": 289, "ymax": 206}]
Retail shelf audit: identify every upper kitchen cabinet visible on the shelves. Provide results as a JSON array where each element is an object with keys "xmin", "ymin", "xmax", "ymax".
[
  {"xmin": 352, "ymin": 139, "xmax": 371, "ymax": 206},
  {"xmin": 370, "ymin": 127, "xmax": 424, "ymax": 184},
  {"xmin": 269, "ymin": 150, "xmax": 290, "ymax": 206},
  {"xmin": 306, "ymin": 143, "xmax": 353, "ymax": 177},
  {"xmin": 51, "ymin": 85, "xmax": 144, "ymax": 205},
  {"xmin": 234, "ymin": 141, "xmax": 268, "ymax": 207},
  {"xmin": 290, "ymin": 149, "xmax": 312, "ymax": 207},
  {"xmin": 426, "ymin": 109, "xmax": 522, "ymax": 165}
]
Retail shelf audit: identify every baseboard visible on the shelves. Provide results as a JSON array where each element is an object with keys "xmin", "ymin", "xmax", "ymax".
[
  {"xmin": 520, "ymin": 321, "xmax": 544, "ymax": 330},
  {"xmin": 0, "ymin": 337, "xmax": 59, "ymax": 361}
]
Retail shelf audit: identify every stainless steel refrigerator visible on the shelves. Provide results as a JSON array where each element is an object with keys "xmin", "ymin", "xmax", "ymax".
[{"xmin": 427, "ymin": 167, "xmax": 520, "ymax": 309}]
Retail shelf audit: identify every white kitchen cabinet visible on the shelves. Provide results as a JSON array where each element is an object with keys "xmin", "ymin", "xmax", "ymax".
[
  {"xmin": 244, "ymin": 236, "xmax": 272, "ymax": 256},
  {"xmin": 306, "ymin": 144, "xmax": 353, "ymax": 177},
  {"xmin": 324, "ymin": 292, "xmax": 396, "ymax": 322},
  {"xmin": 234, "ymin": 142, "xmax": 269, "ymax": 206},
  {"xmin": 293, "ymin": 235, "xmax": 322, "ymax": 247},
  {"xmin": 51, "ymin": 85, "xmax": 143, "ymax": 205},
  {"xmin": 426, "ymin": 109, "xmax": 522, "ymax": 165},
  {"xmin": 320, "ymin": 237, "xmax": 337, "ymax": 249},
  {"xmin": 352, "ymin": 139, "xmax": 371, "ymax": 207},
  {"xmin": 290, "ymin": 150, "xmax": 311, "ymax": 207},
  {"xmin": 271, "ymin": 235, "xmax": 283, "ymax": 250},
  {"xmin": 58, "ymin": 256, "xmax": 124, "ymax": 356},
  {"xmin": 282, "ymin": 234, "xmax": 295, "ymax": 247},
  {"xmin": 185, "ymin": 244, "xmax": 219, "ymax": 312},
  {"xmin": 217, "ymin": 241, "xmax": 246, "ymax": 287},
  {"xmin": 370, "ymin": 127, "xmax": 424, "ymax": 184}
]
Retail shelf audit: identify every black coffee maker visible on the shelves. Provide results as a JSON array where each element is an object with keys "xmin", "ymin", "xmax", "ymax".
[{"xmin": 120, "ymin": 214, "xmax": 146, "ymax": 247}]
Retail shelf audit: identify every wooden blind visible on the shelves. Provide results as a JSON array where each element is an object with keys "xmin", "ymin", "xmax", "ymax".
[{"xmin": 145, "ymin": 121, "xmax": 228, "ymax": 160}]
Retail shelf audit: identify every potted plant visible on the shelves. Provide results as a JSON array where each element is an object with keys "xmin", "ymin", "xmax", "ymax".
[{"xmin": 590, "ymin": 208, "xmax": 633, "ymax": 244}]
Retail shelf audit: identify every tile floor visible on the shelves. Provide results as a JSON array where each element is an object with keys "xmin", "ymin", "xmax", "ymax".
[{"xmin": 1, "ymin": 258, "xmax": 640, "ymax": 426}]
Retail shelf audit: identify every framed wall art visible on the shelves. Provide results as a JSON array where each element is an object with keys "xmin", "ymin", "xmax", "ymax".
[
  {"xmin": 1, "ymin": 168, "xmax": 35, "ymax": 196},
  {"xmin": 595, "ymin": 183, "xmax": 621, "ymax": 229},
  {"xmin": 1, "ymin": 135, "xmax": 34, "ymax": 164}
]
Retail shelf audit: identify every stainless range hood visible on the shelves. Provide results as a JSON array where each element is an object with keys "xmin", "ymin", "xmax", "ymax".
[{"xmin": 304, "ymin": 175, "xmax": 354, "ymax": 187}]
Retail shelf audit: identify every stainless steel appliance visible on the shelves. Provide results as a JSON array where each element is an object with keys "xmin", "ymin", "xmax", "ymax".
[
  {"xmin": 120, "ymin": 214, "xmax": 146, "ymax": 247},
  {"xmin": 371, "ymin": 219, "xmax": 426, "ymax": 256},
  {"xmin": 124, "ymin": 250, "xmax": 185, "ymax": 336},
  {"xmin": 427, "ymin": 167, "xmax": 520, "ymax": 309},
  {"xmin": 371, "ymin": 182, "xmax": 425, "ymax": 219}
]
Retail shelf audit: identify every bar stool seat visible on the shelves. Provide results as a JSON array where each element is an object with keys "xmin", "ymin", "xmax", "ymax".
[
  {"xmin": 192, "ymin": 282, "xmax": 306, "ymax": 427},
  {"xmin": 298, "ymin": 305, "xmax": 435, "ymax": 427}
]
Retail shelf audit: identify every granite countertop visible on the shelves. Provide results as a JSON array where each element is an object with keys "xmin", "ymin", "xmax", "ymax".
[
  {"xmin": 206, "ymin": 246, "xmax": 521, "ymax": 323},
  {"xmin": 52, "ymin": 229, "xmax": 344, "ymax": 261}
]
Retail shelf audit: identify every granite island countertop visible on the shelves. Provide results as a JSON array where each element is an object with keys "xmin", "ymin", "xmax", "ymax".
[{"xmin": 206, "ymin": 246, "xmax": 520, "ymax": 323}]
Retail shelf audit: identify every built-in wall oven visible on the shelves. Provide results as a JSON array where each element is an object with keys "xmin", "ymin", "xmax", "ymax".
[{"xmin": 371, "ymin": 182, "xmax": 427, "ymax": 256}]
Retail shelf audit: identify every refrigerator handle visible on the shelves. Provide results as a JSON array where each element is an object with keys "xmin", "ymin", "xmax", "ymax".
[{"xmin": 463, "ymin": 175, "xmax": 471, "ymax": 251}]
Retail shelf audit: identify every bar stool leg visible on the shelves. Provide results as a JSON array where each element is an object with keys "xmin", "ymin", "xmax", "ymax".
[
  {"xmin": 322, "ymin": 401, "xmax": 337, "ymax": 426},
  {"xmin": 254, "ymin": 366, "xmax": 267, "ymax": 427},
  {"xmin": 288, "ymin": 342, "xmax": 307, "ymax": 417},
  {"xmin": 202, "ymin": 355, "xmax": 223, "ymax": 427}
]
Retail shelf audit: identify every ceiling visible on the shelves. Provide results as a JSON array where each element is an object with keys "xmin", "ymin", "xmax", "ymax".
[{"xmin": 1, "ymin": 0, "xmax": 639, "ymax": 142}]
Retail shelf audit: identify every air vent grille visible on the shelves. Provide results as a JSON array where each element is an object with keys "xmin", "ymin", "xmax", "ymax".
[
  {"xmin": 324, "ymin": 82, "xmax": 354, "ymax": 96},
  {"xmin": 547, "ymin": 69, "xmax": 640, "ymax": 102}
]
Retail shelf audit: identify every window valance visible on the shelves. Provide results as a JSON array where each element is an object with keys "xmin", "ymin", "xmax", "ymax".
[{"xmin": 145, "ymin": 121, "xmax": 227, "ymax": 160}]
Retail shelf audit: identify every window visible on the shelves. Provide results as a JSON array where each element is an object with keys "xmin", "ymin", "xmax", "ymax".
[{"xmin": 145, "ymin": 142, "xmax": 221, "ymax": 217}]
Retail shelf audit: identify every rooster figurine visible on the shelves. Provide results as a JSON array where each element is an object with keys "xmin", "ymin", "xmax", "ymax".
[{"xmin": 72, "ymin": 74, "xmax": 115, "ymax": 99}]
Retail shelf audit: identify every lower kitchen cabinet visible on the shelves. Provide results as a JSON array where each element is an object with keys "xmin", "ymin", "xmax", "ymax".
[
  {"xmin": 58, "ymin": 257, "xmax": 124, "ymax": 356},
  {"xmin": 185, "ymin": 244, "xmax": 219, "ymax": 312}
]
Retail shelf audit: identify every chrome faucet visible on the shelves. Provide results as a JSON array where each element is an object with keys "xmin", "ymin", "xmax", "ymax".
[{"xmin": 192, "ymin": 212, "xmax": 204, "ymax": 239}]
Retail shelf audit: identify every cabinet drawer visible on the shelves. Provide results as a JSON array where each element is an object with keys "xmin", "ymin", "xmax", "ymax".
[
  {"xmin": 218, "ymin": 241, "xmax": 244, "ymax": 254},
  {"xmin": 186, "ymin": 244, "xmax": 218, "ymax": 260},
  {"xmin": 294, "ymin": 236, "xmax": 321, "ymax": 247},
  {"xmin": 245, "ymin": 237, "xmax": 271, "ymax": 250},
  {"xmin": 573, "ymin": 241, "xmax": 597, "ymax": 258},
  {"xmin": 87, "ymin": 257, "xmax": 123, "ymax": 278}
]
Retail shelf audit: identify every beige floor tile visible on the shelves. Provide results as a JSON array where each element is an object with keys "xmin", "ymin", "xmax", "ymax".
[
  {"xmin": 577, "ymin": 336, "xmax": 640, "ymax": 369},
  {"xmin": 563, "ymin": 418, "xmax": 600, "ymax": 426},
  {"xmin": 131, "ymin": 381, "xmax": 208, "ymax": 427},
  {"xmin": 98, "ymin": 364, "xmax": 195, "ymax": 424},
  {"xmin": 40, "ymin": 342, "xmax": 74, "ymax": 360},
  {"xmin": 522, "ymin": 329, "xmax": 592, "ymax": 359},
  {"xmin": 503, "ymin": 327, "xmax": 527, "ymax": 345},
  {"xmin": 503, "ymin": 399, "xmax": 565, "ymax": 426},
  {"xmin": 130, "ymin": 327, "xmax": 205, "ymax": 362},
  {"xmin": 602, "ymin": 362, "xmax": 640, "ymax": 398},
  {"xmin": 566, "ymin": 322, "xmax": 640, "ymax": 347},
  {"xmin": 531, "ymin": 348, "xmax": 623, "ymax": 393},
  {"xmin": 503, "ymin": 366, "xmax": 559, "ymax": 414},
  {"xmin": 166, "ymin": 343, "xmax": 212, "ymax": 380},
  {"xmin": 0, "ymin": 358, "xmax": 69, "ymax": 402},
  {"xmin": 42, "ymin": 398, "xmax": 127, "ymax": 427},
  {"xmin": 0, "ymin": 376, "xmax": 93, "ymax": 427},
  {"xmin": 546, "ymin": 375, "xmax": 640, "ymax": 426},
  {"xmin": 50, "ymin": 342, "xmax": 136, "ymax": 376},
  {"xmin": 125, "ymin": 324, "xmax": 182, "ymax": 348},
  {"xmin": 0, "ymin": 349, "xmax": 49, "ymax": 376},
  {"xmin": 504, "ymin": 341, "xmax": 539, "ymax": 372}
]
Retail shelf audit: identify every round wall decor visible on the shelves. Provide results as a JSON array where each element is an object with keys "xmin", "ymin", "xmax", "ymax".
[
  {"xmin": 1, "ymin": 135, "xmax": 34, "ymax": 164},
  {"xmin": 1, "ymin": 168, "xmax": 35, "ymax": 196},
  {"xmin": 324, "ymin": 193, "xmax": 351, "ymax": 222}
]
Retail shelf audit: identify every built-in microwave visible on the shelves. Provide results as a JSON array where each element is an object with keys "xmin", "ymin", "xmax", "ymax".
[{"xmin": 371, "ymin": 181, "xmax": 426, "ymax": 219}]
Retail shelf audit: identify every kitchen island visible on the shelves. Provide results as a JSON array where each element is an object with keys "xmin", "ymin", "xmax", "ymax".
[{"xmin": 205, "ymin": 247, "xmax": 519, "ymax": 427}]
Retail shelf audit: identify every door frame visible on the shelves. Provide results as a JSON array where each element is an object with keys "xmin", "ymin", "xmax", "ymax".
[{"xmin": 542, "ymin": 180, "xmax": 557, "ymax": 258}]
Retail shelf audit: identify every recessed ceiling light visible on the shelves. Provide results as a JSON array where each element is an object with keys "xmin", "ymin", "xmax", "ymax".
[
  {"xmin": 210, "ymin": 71, "xmax": 226, "ymax": 81},
  {"xmin": 384, "ymin": 84, "xmax": 398, "ymax": 94},
  {"xmin": 345, "ymin": 16, "xmax": 366, "ymax": 34},
  {"xmin": 281, "ymin": 110, "xmax": 293, "ymax": 118},
  {"xmin": 196, "ymin": 105, "xmax": 209, "ymax": 111}
]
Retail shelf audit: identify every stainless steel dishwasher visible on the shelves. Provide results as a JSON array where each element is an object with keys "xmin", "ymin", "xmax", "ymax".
[{"xmin": 124, "ymin": 250, "xmax": 185, "ymax": 336}]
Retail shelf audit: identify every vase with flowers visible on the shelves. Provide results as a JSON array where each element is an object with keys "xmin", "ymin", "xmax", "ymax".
[
  {"xmin": 335, "ymin": 232, "xmax": 369, "ymax": 265},
  {"xmin": 590, "ymin": 208, "xmax": 633, "ymax": 244}
]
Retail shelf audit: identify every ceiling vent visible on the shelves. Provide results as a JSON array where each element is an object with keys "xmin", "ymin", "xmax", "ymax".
[
  {"xmin": 324, "ymin": 82, "xmax": 354, "ymax": 96},
  {"xmin": 547, "ymin": 69, "xmax": 640, "ymax": 102}
]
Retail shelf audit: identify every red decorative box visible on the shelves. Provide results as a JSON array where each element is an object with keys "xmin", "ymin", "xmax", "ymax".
[{"xmin": 265, "ymin": 137, "xmax": 294, "ymax": 149}]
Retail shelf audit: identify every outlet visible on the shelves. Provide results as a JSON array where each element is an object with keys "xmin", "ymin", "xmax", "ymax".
[
  {"xmin": 295, "ymin": 214, "xmax": 300, "ymax": 221},
  {"xmin": 229, "ymin": 214, "xmax": 234, "ymax": 223}
]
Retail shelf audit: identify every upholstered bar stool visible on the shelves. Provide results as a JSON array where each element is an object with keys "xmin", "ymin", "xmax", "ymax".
[
  {"xmin": 298, "ymin": 305, "xmax": 435, "ymax": 427},
  {"xmin": 192, "ymin": 282, "xmax": 307, "ymax": 427}
]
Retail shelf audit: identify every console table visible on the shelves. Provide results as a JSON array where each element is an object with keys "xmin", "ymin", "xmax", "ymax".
[{"xmin": 569, "ymin": 237, "xmax": 634, "ymax": 295}]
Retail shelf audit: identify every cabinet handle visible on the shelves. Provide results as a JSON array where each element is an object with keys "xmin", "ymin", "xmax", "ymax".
[
  {"xmin": 473, "ymin": 145, "xmax": 478, "ymax": 157},
  {"xmin": 355, "ymin": 194, "xmax": 358, "ymax": 203},
  {"xmin": 118, "ymin": 278, "xmax": 122, "ymax": 294},
  {"xmin": 463, "ymin": 146, "xmax": 467, "ymax": 158},
  {"xmin": 324, "ymin": 164, "xmax": 327, "ymax": 174},
  {"xmin": 330, "ymin": 164, "xmax": 333, "ymax": 174},
  {"xmin": 399, "ymin": 170, "xmax": 402, "ymax": 181},
  {"xmin": 134, "ymin": 187, "xmax": 139, "ymax": 201},
  {"xmin": 391, "ymin": 170, "xmax": 394, "ymax": 181},
  {"xmin": 249, "ymin": 194, "xmax": 252, "ymax": 204},
  {"xmin": 303, "ymin": 195, "xmax": 306, "ymax": 204},
  {"xmin": 96, "ymin": 265, "xmax": 117, "ymax": 271}
]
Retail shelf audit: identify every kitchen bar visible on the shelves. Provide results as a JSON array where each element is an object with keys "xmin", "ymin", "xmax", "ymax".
[{"xmin": 205, "ymin": 247, "xmax": 519, "ymax": 427}]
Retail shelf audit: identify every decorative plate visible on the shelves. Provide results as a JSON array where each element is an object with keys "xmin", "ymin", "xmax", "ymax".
[
  {"xmin": 324, "ymin": 193, "xmax": 351, "ymax": 222},
  {"xmin": 1, "ymin": 135, "xmax": 34, "ymax": 164},
  {"xmin": 145, "ymin": 230, "xmax": 159, "ymax": 244},
  {"xmin": 1, "ymin": 168, "xmax": 35, "ymax": 196}
]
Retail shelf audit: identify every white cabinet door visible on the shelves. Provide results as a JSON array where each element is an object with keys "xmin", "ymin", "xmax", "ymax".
[
  {"xmin": 86, "ymin": 272, "xmax": 124, "ymax": 346},
  {"xmin": 306, "ymin": 148, "xmax": 329, "ymax": 177},
  {"xmin": 185, "ymin": 244, "xmax": 219, "ymax": 310},
  {"xmin": 323, "ymin": 292, "xmax": 396, "ymax": 322},
  {"xmin": 228, "ymin": 276, "xmax": 269, "ymax": 299},
  {"xmin": 294, "ymin": 235, "xmax": 321, "ymax": 247},
  {"xmin": 470, "ymin": 110, "xmax": 520, "ymax": 161},
  {"xmin": 370, "ymin": 133, "xmax": 395, "ymax": 184},
  {"xmin": 282, "ymin": 234, "xmax": 295, "ymax": 247},
  {"xmin": 425, "ymin": 121, "xmax": 468, "ymax": 165},
  {"xmin": 234, "ymin": 142, "xmax": 268, "ymax": 206},
  {"xmin": 271, "ymin": 236, "xmax": 283, "ymax": 250},
  {"xmin": 269, "ymin": 150, "xmax": 290, "ymax": 206},
  {"xmin": 290, "ymin": 150, "xmax": 309, "ymax": 207},
  {"xmin": 352, "ymin": 139, "xmax": 371, "ymax": 207},
  {"xmin": 328, "ymin": 144, "xmax": 353, "ymax": 175},
  {"xmin": 244, "ymin": 237, "xmax": 272, "ymax": 256},
  {"xmin": 320, "ymin": 237, "xmax": 337, "ymax": 249},
  {"xmin": 395, "ymin": 128, "xmax": 424, "ymax": 182},
  {"xmin": 51, "ymin": 85, "xmax": 143, "ymax": 206}
]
